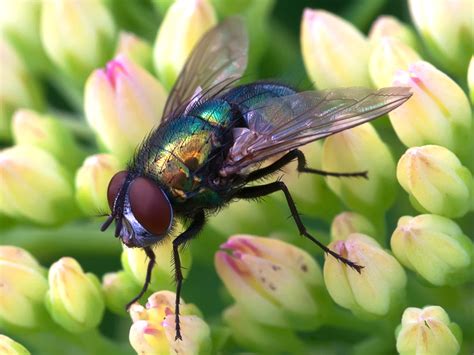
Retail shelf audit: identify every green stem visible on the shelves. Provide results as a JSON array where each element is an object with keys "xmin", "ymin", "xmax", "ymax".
[{"xmin": 344, "ymin": 0, "xmax": 388, "ymax": 31}]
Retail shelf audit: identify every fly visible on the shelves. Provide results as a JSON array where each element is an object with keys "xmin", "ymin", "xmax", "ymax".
[{"xmin": 101, "ymin": 18, "xmax": 411, "ymax": 340}]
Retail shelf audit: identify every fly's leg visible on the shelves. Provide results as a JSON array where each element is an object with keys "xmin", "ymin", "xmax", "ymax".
[
  {"xmin": 126, "ymin": 246, "xmax": 156, "ymax": 310},
  {"xmin": 172, "ymin": 211, "xmax": 205, "ymax": 340},
  {"xmin": 235, "ymin": 181, "xmax": 363, "ymax": 272},
  {"xmin": 245, "ymin": 149, "xmax": 367, "ymax": 182}
]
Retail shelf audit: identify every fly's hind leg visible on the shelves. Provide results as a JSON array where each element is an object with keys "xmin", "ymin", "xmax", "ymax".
[
  {"xmin": 172, "ymin": 210, "xmax": 205, "ymax": 340},
  {"xmin": 245, "ymin": 149, "xmax": 367, "ymax": 182},
  {"xmin": 235, "ymin": 181, "xmax": 363, "ymax": 272}
]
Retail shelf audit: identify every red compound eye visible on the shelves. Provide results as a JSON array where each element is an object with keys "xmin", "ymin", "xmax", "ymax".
[
  {"xmin": 128, "ymin": 177, "xmax": 173, "ymax": 235},
  {"xmin": 107, "ymin": 171, "xmax": 128, "ymax": 210}
]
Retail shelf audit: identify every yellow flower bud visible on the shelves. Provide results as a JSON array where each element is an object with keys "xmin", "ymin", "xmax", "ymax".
[
  {"xmin": 409, "ymin": 0, "xmax": 473, "ymax": 76},
  {"xmin": 40, "ymin": 0, "xmax": 115, "ymax": 82},
  {"xmin": 84, "ymin": 55, "xmax": 167, "ymax": 162},
  {"xmin": 369, "ymin": 38, "xmax": 421, "ymax": 88},
  {"xmin": 45, "ymin": 257, "xmax": 105, "ymax": 333},
  {"xmin": 129, "ymin": 291, "xmax": 211, "ymax": 354},
  {"xmin": 468, "ymin": 56, "xmax": 474, "ymax": 105},
  {"xmin": 0, "ymin": 146, "xmax": 76, "ymax": 224},
  {"xmin": 397, "ymin": 145, "xmax": 473, "ymax": 218},
  {"xmin": 0, "ymin": 246, "xmax": 48, "ymax": 329},
  {"xmin": 389, "ymin": 61, "xmax": 472, "ymax": 161},
  {"xmin": 121, "ymin": 238, "xmax": 192, "ymax": 291},
  {"xmin": 0, "ymin": 39, "xmax": 43, "ymax": 140},
  {"xmin": 396, "ymin": 306, "xmax": 462, "ymax": 355},
  {"xmin": 102, "ymin": 271, "xmax": 141, "ymax": 316},
  {"xmin": 301, "ymin": 9, "xmax": 371, "ymax": 89},
  {"xmin": 12, "ymin": 109, "xmax": 84, "ymax": 170},
  {"xmin": 368, "ymin": 15, "xmax": 419, "ymax": 49},
  {"xmin": 153, "ymin": 0, "xmax": 217, "ymax": 89},
  {"xmin": 322, "ymin": 123, "xmax": 396, "ymax": 214},
  {"xmin": 330, "ymin": 212, "xmax": 377, "ymax": 242},
  {"xmin": 215, "ymin": 235, "xmax": 324, "ymax": 330},
  {"xmin": 75, "ymin": 154, "xmax": 121, "ymax": 215},
  {"xmin": 115, "ymin": 31, "xmax": 153, "ymax": 71},
  {"xmin": 324, "ymin": 234, "xmax": 406, "ymax": 317},
  {"xmin": 0, "ymin": 335, "xmax": 30, "ymax": 355},
  {"xmin": 391, "ymin": 214, "xmax": 473, "ymax": 286}
]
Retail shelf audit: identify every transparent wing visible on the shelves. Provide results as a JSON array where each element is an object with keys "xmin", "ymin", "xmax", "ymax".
[
  {"xmin": 222, "ymin": 87, "xmax": 411, "ymax": 175},
  {"xmin": 161, "ymin": 17, "xmax": 248, "ymax": 122}
]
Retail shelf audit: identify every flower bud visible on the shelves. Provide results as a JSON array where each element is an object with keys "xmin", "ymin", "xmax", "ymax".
[
  {"xmin": 223, "ymin": 304, "xmax": 305, "ymax": 353},
  {"xmin": 122, "ymin": 239, "xmax": 192, "ymax": 291},
  {"xmin": 301, "ymin": 9, "xmax": 371, "ymax": 89},
  {"xmin": 330, "ymin": 212, "xmax": 377, "ymax": 242},
  {"xmin": 153, "ymin": 0, "xmax": 217, "ymax": 89},
  {"xmin": 115, "ymin": 31, "xmax": 153, "ymax": 71},
  {"xmin": 129, "ymin": 291, "xmax": 211, "ymax": 354},
  {"xmin": 0, "ymin": 146, "xmax": 76, "ymax": 224},
  {"xmin": 397, "ymin": 145, "xmax": 473, "ymax": 218},
  {"xmin": 0, "ymin": 335, "xmax": 30, "ymax": 355},
  {"xmin": 215, "ymin": 235, "xmax": 324, "ymax": 330},
  {"xmin": 84, "ymin": 55, "xmax": 167, "ymax": 162},
  {"xmin": 368, "ymin": 15, "xmax": 419, "ymax": 49},
  {"xmin": 40, "ymin": 0, "xmax": 115, "ymax": 82},
  {"xmin": 0, "ymin": 39, "xmax": 43, "ymax": 140},
  {"xmin": 75, "ymin": 154, "xmax": 122, "ymax": 215},
  {"xmin": 409, "ymin": 0, "xmax": 473, "ymax": 77},
  {"xmin": 102, "ymin": 271, "xmax": 141, "ymax": 316},
  {"xmin": 391, "ymin": 214, "xmax": 473, "ymax": 286},
  {"xmin": 324, "ymin": 233, "xmax": 406, "ymax": 317},
  {"xmin": 45, "ymin": 257, "xmax": 105, "ymax": 333},
  {"xmin": 389, "ymin": 61, "xmax": 472, "ymax": 161},
  {"xmin": 322, "ymin": 123, "xmax": 396, "ymax": 215},
  {"xmin": 396, "ymin": 306, "xmax": 462, "ymax": 355},
  {"xmin": 369, "ymin": 38, "xmax": 421, "ymax": 88},
  {"xmin": 468, "ymin": 56, "xmax": 474, "ymax": 105},
  {"xmin": 12, "ymin": 109, "xmax": 84, "ymax": 170},
  {"xmin": 0, "ymin": 246, "xmax": 48, "ymax": 329}
]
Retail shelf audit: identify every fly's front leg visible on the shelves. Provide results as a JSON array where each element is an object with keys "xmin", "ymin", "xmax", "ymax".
[
  {"xmin": 126, "ymin": 246, "xmax": 156, "ymax": 310},
  {"xmin": 245, "ymin": 149, "xmax": 367, "ymax": 183},
  {"xmin": 235, "ymin": 181, "xmax": 363, "ymax": 272},
  {"xmin": 172, "ymin": 210, "xmax": 205, "ymax": 340}
]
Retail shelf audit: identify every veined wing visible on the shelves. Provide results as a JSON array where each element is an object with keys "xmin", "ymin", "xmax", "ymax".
[
  {"xmin": 221, "ymin": 87, "xmax": 411, "ymax": 176},
  {"xmin": 161, "ymin": 17, "xmax": 248, "ymax": 122}
]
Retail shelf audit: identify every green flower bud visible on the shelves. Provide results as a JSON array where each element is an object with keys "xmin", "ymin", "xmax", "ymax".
[
  {"xmin": 102, "ymin": 271, "xmax": 141, "ymax": 316},
  {"xmin": 75, "ymin": 154, "xmax": 121, "ymax": 215},
  {"xmin": 45, "ymin": 257, "xmax": 105, "ymax": 333},
  {"xmin": 322, "ymin": 123, "xmax": 396, "ymax": 215},
  {"xmin": 0, "ymin": 39, "xmax": 43, "ymax": 141},
  {"xmin": 215, "ymin": 235, "xmax": 324, "ymax": 330},
  {"xmin": 0, "ymin": 246, "xmax": 48, "ymax": 330},
  {"xmin": 397, "ymin": 145, "xmax": 473, "ymax": 218},
  {"xmin": 122, "ymin": 239, "xmax": 192, "ymax": 292},
  {"xmin": 324, "ymin": 234, "xmax": 406, "ymax": 317},
  {"xmin": 0, "ymin": 0, "xmax": 46, "ymax": 73},
  {"xmin": 301, "ymin": 9, "xmax": 371, "ymax": 89},
  {"xmin": 368, "ymin": 15, "xmax": 419, "ymax": 50},
  {"xmin": 40, "ymin": 0, "xmax": 115, "ymax": 82},
  {"xmin": 396, "ymin": 306, "xmax": 462, "ymax": 355},
  {"xmin": 12, "ymin": 109, "xmax": 84, "ymax": 170},
  {"xmin": 129, "ymin": 291, "xmax": 211, "ymax": 354},
  {"xmin": 389, "ymin": 61, "xmax": 472, "ymax": 162},
  {"xmin": 0, "ymin": 335, "xmax": 30, "ymax": 355},
  {"xmin": 391, "ymin": 214, "xmax": 473, "ymax": 286},
  {"xmin": 468, "ymin": 56, "xmax": 474, "ymax": 105},
  {"xmin": 0, "ymin": 146, "xmax": 76, "ymax": 225},
  {"xmin": 369, "ymin": 38, "xmax": 421, "ymax": 88},
  {"xmin": 153, "ymin": 0, "xmax": 217, "ymax": 89},
  {"xmin": 84, "ymin": 55, "xmax": 167, "ymax": 163},
  {"xmin": 330, "ymin": 212, "xmax": 377, "ymax": 242},
  {"xmin": 409, "ymin": 0, "xmax": 473, "ymax": 77},
  {"xmin": 223, "ymin": 304, "xmax": 305, "ymax": 353},
  {"xmin": 115, "ymin": 31, "xmax": 153, "ymax": 71}
]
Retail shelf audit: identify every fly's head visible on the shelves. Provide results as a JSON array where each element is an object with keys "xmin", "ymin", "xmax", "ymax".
[{"xmin": 101, "ymin": 171, "xmax": 173, "ymax": 248}]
